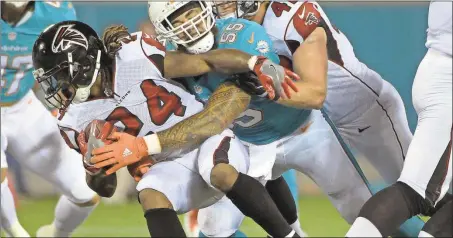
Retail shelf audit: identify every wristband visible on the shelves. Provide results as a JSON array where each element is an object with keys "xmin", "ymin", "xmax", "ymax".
[
  {"xmin": 247, "ymin": 55, "xmax": 258, "ymax": 71},
  {"xmin": 143, "ymin": 134, "xmax": 162, "ymax": 155}
]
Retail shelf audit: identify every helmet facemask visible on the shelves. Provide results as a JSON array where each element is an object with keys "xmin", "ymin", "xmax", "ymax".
[
  {"xmin": 33, "ymin": 49, "xmax": 102, "ymax": 111},
  {"xmin": 150, "ymin": 1, "xmax": 216, "ymax": 54}
]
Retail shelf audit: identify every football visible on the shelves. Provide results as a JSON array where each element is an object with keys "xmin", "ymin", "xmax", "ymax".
[
  {"xmin": 83, "ymin": 120, "xmax": 118, "ymax": 145},
  {"xmin": 82, "ymin": 120, "xmax": 119, "ymax": 198}
]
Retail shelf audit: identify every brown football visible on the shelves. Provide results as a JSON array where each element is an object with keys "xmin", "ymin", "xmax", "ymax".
[{"xmin": 82, "ymin": 120, "xmax": 118, "ymax": 198}]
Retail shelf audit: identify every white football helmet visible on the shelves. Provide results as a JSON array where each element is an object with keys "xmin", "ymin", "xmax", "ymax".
[
  {"xmin": 148, "ymin": 1, "xmax": 216, "ymax": 54},
  {"xmin": 212, "ymin": 1, "xmax": 262, "ymax": 19}
]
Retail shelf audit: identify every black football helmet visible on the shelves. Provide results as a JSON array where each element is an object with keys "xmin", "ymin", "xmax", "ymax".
[{"xmin": 32, "ymin": 20, "xmax": 108, "ymax": 111}]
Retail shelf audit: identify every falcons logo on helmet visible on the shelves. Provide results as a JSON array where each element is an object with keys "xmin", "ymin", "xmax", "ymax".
[
  {"xmin": 305, "ymin": 12, "xmax": 320, "ymax": 26},
  {"xmin": 51, "ymin": 24, "xmax": 89, "ymax": 53}
]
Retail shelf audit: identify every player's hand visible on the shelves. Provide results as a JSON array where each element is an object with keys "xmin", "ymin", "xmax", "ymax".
[
  {"xmin": 227, "ymin": 72, "xmax": 267, "ymax": 97},
  {"xmin": 77, "ymin": 132, "xmax": 101, "ymax": 174},
  {"xmin": 127, "ymin": 156, "xmax": 154, "ymax": 182},
  {"xmin": 251, "ymin": 56, "xmax": 300, "ymax": 100},
  {"xmin": 90, "ymin": 132, "xmax": 149, "ymax": 175}
]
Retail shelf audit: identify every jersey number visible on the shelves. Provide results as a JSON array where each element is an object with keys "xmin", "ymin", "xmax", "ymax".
[
  {"xmin": 232, "ymin": 109, "xmax": 263, "ymax": 128},
  {"xmin": 106, "ymin": 107, "xmax": 144, "ymax": 136},
  {"xmin": 105, "ymin": 80, "xmax": 186, "ymax": 136},
  {"xmin": 141, "ymin": 80, "xmax": 186, "ymax": 126},
  {"xmin": 220, "ymin": 23, "xmax": 245, "ymax": 44},
  {"xmin": 0, "ymin": 55, "xmax": 33, "ymax": 97}
]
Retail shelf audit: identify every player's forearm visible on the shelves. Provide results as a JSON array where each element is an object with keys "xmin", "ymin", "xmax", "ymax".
[
  {"xmin": 143, "ymin": 83, "xmax": 251, "ymax": 158},
  {"xmin": 201, "ymin": 49, "xmax": 255, "ymax": 75},
  {"xmin": 278, "ymin": 28, "xmax": 328, "ymax": 109},
  {"xmin": 165, "ymin": 50, "xmax": 255, "ymax": 79},
  {"xmin": 277, "ymin": 81, "xmax": 326, "ymax": 109}
]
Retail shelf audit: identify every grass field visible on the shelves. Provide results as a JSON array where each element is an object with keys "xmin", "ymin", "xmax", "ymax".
[{"xmin": 9, "ymin": 196, "xmax": 349, "ymax": 237}]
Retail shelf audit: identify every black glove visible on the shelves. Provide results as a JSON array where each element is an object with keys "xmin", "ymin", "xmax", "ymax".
[{"xmin": 227, "ymin": 72, "xmax": 280, "ymax": 101}]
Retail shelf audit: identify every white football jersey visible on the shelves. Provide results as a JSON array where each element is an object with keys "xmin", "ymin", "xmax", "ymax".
[
  {"xmin": 426, "ymin": 1, "xmax": 452, "ymax": 56},
  {"xmin": 58, "ymin": 32, "xmax": 203, "ymax": 160},
  {"xmin": 262, "ymin": 1, "xmax": 387, "ymax": 124}
]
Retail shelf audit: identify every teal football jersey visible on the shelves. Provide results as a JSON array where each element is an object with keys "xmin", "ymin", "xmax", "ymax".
[
  {"xmin": 164, "ymin": 39, "xmax": 213, "ymax": 104},
  {"xmin": 1, "ymin": 1, "xmax": 76, "ymax": 104},
  {"xmin": 200, "ymin": 18, "xmax": 311, "ymax": 145}
]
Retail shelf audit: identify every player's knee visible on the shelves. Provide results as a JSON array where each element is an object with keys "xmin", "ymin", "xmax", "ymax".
[
  {"xmin": 65, "ymin": 181, "xmax": 100, "ymax": 205},
  {"xmin": 138, "ymin": 188, "xmax": 173, "ymax": 211},
  {"xmin": 361, "ymin": 182, "xmax": 429, "ymax": 222},
  {"xmin": 398, "ymin": 181, "xmax": 436, "ymax": 215},
  {"xmin": 73, "ymin": 194, "xmax": 101, "ymax": 207},
  {"xmin": 210, "ymin": 163, "xmax": 239, "ymax": 192}
]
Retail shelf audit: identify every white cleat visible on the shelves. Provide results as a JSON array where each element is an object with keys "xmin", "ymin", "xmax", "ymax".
[{"xmin": 36, "ymin": 224, "xmax": 58, "ymax": 237}]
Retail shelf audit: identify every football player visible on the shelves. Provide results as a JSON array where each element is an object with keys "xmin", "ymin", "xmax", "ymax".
[
  {"xmin": 93, "ymin": 1, "xmax": 387, "ymax": 237},
  {"xmin": 346, "ymin": 1, "xmax": 452, "ymax": 237},
  {"xmin": 1, "ymin": 2, "xmax": 100, "ymax": 237},
  {"xmin": 144, "ymin": 15, "xmax": 301, "ymax": 237},
  {"xmin": 211, "ymin": 1, "xmax": 428, "ymax": 237},
  {"xmin": 31, "ymin": 18, "xmax": 300, "ymax": 237}
]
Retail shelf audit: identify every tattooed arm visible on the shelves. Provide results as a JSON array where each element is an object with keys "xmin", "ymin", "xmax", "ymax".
[
  {"xmin": 155, "ymin": 82, "xmax": 251, "ymax": 157},
  {"xmin": 89, "ymin": 82, "xmax": 251, "ymax": 174}
]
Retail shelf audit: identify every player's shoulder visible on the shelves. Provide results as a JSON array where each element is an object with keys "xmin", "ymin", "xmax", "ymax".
[
  {"xmin": 216, "ymin": 18, "xmax": 278, "ymax": 63},
  {"xmin": 34, "ymin": 1, "xmax": 77, "ymax": 22},
  {"xmin": 115, "ymin": 31, "xmax": 145, "ymax": 61},
  {"xmin": 2, "ymin": 1, "xmax": 76, "ymax": 35},
  {"xmin": 37, "ymin": 1, "xmax": 75, "ymax": 10},
  {"xmin": 116, "ymin": 31, "xmax": 165, "ymax": 62},
  {"xmin": 216, "ymin": 17, "xmax": 264, "ymax": 35},
  {"xmin": 217, "ymin": 18, "xmax": 270, "ymax": 45},
  {"xmin": 114, "ymin": 31, "xmax": 166, "ymax": 84},
  {"xmin": 58, "ymin": 106, "xmax": 83, "ymax": 132}
]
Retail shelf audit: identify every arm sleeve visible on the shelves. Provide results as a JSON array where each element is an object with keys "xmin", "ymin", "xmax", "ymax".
[{"xmin": 289, "ymin": 2, "xmax": 323, "ymax": 40}]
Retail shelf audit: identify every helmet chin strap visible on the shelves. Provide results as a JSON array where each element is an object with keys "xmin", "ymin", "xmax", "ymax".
[
  {"xmin": 184, "ymin": 32, "xmax": 215, "ymax": 54},
  {"xmin": 72, "ymin": 50, "xmax": 102, "ymax": 103}
]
